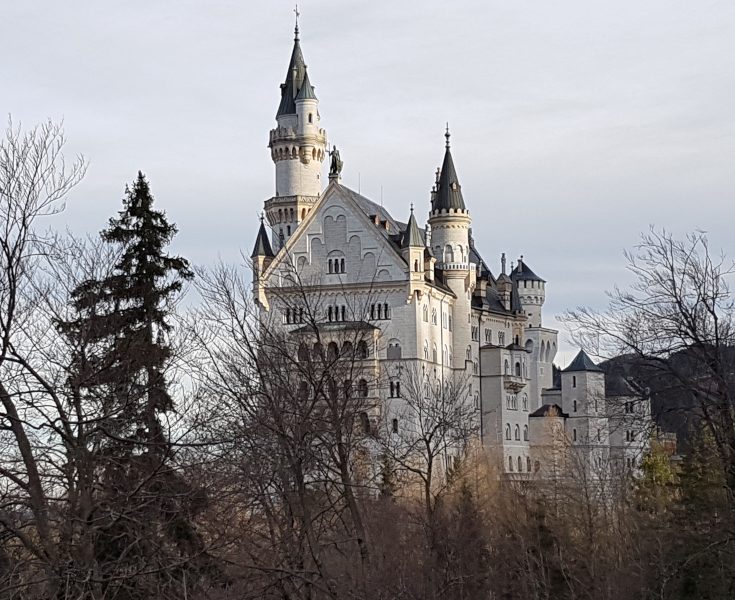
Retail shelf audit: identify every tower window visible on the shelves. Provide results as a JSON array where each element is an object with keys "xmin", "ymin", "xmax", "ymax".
[
  {"xmin": 308, "ymin": 113, "xmax": 313, "ymax": 123},
  {"xmin": 392, "ymin": 418, "xmax": 398, "ymax": 434},
  {"xmin": 572, "ymin": 375, "xmax": 577, "ymax": 388}
]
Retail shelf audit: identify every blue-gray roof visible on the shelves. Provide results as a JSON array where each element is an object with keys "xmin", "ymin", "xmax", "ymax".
[
  {"xmin": 511, "ymin": 259, "xmax": 545, "ymax": 283},
  {"xmin": 563, "ymin": 350, "xmax": 603, "ymax": 373},
  {"xmin": 251, "ymin": 220, "xmax": 274, "ymax": 258},
  {"xmin": 432, "ymin": 144, "xmax": 466, "ymax": 212},
  {"xmin": 276, "ymin": 35, "xmax": 307, "ymax": 117},
  {"xmin": 295, "ymin": 68, "xmax": 317, "ymax": 101},
  {"xmin": 401, "ymin": 209, "xmax": 424, "ymax": 248}
]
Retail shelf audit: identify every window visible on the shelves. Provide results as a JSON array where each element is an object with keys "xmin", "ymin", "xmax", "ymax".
[
  {"xmin": 357, "ymin": 379, "xmax": 368, "ymax": 398},
  {"xmin": 298, "ymin": 343, "xmax": 309, "ymax": 362},
  {"xmin": 298, "ymin": 381, "xmax": 309, "ymax": 400},
  {"xmin": 504, "ymin": 360, "xmax": 509, "ymax": 375},
  {"xmin": 392, "ymin": 418, "xmax": 398, "ymax": 434},
  {"xmin": 359, "ymin": 411, "xmax": 370, "ymax": 433},
  {"xmin": 498, "ymin": 332, "xmax": 505, "ymax": 346},
  {"xmin": 523, "ymin": 425, "xmax": 528, "ymax": 441},
  {"xmin": 573, "ymin": 400, "xmax": 577, "ymax": 412},
  {"xmin": 508, "ymin": 456, "xmax": 514, "ymax": 471},
  {"xmin": 432, "ymin": 344, "xmax": 438, "ymax": 363},
  {"xmin": 342, "ymin": 341, "xmax": 353, "ymax": 356},
  {"xmin": 312, "ymin": 342, "xmax": 323, "ymax": 360},
  {"xmin": 308, "ymin": 113, "xmax": 313, "ymax": 123},
  {"xmin": 522, "ymin": 394, "xmax": 528, "ymax": 411},
  {"xmin": 518, "ymin": 456, "xmax": 523, "ymax": 472},
  {"xmin": 424, "ymin": 340, "xmax": 429, "ymax": 360},
  {"xmin": 387, "ymin": 340, "xmax": 402, "ymax": 360},
  {"xmin": 485, "ymin": 329, "xmax": 491, "ymax": 343},
  {"xmin": 573, "ymin": 428, "xmax": 577, "ymax": 441},
  {"xmin": 466, "ymin": 346, "xmax": 472, "ymax": 361},
  {"xmin": 527, "ymin": 457, "xmax": 531, "ymax": 472},
  {"xmin": 572, "ymin": 375, "xmax": 577, "ymax": 388},
  {"xmin": 396, "ymin": 382, "xmax": 401, "ymax": 397},
  {"xmin": 432, "ymin": 308, "xmax": 438, "ymax": 325},
  {"xmin": 514, "ymin": 425, "xmax": 520, "ymax": 440},
  {"xmin": 515, "ymin": 362, "xmax": 521, "ymax": 377},
  {"xmin": 597, "ymin": 428, "xmax": 601, "ymax": 441},
  {"xmin": 448, "ymin": 315, "xmax": 453, "ymax": 331},
  {"xmin": 327, "ymin": 342, "xmax": 339, "ymax": 360},
  {"xmin": 505, "ymin": 424, "xmax": 511, "ymax": 440},
  {"xmin": 423, "ymin": 305, "xmax": 429, "ymax": 322},
  {"xmin": 357, "ymin": 341, "xmax": 369, "ymax": 359}
]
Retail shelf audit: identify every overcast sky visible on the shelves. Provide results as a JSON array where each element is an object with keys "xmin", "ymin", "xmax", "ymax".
[{"xmin": 4, "ymin": 0, "xmax": 735, "ymax": 365}]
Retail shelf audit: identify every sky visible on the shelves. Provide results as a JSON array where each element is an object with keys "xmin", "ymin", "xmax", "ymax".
[{"xmin": 3, "ymin": 0, "xmax": 735, "ymax": 365}]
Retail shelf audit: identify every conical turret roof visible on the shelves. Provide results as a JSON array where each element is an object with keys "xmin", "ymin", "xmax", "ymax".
[
  {"xmin": 276, "ymin": 29, "xmax": 307, "ymax": 117},
  {"xmin": 432, "ymin": 128, "xmax": 466, "ymax": 212},
  {"xmin": 295, "ymin": 68, "xmax": 317, "ymax": 101},
  {"xmin": 251, "ymin": 218, "xmax": 274, "ymax": 258},
  {"xmin": 401, "ymin": 207, "xmax": 424, "ymax": 248}
]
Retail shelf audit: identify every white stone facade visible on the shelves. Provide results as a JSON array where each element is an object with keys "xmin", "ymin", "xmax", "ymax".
[{"xmin": 251, "ymin": 25, "xmax": 652, "ymax": 481}]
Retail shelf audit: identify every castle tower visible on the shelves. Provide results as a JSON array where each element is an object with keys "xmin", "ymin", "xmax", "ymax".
[
  {"xmin": 251, "ymin": 215, "xmax": 275, "ymax": 307},
  {"xmin": 401, "ymin": 205, "xmax": 425, "ymax": 298},
  {"xmin": 428, "ymin": 128, "xmax": 475, "ymax": 370},
  {"xmin": 264, "ymin": 17, "xmax": 328, "ymax": 250},
  {"xmin": 511, "ymin": 257, "xmax": 546, "ymax": 328}
]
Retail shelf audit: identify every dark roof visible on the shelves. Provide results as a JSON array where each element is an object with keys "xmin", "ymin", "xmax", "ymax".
[
  {"xmin": 511, "ymin": 259, "xmax": 545, "ymax": 283},
  {"xmin": 510, "ymin": 280, "xmax": 523, "ymax": 312},
  {"xmin": 295, "ymin": 68, "xmax": 317, "ymax": 101},
  {"xmin": 563, "ymin": 350, "xmax": 603, "ymax": 373},
  {"xmin": 276, "ymin": 34, "xmax": 307, "ymax": 117},
  {"xmin": 432, "ymin": 136, "xmax": 466, "ymax": 211},
  {"xmin": 401, "ymin": 209, "xmax": 424, "ymax": 248},
  {"xmin": 530, "ymin": 403, "xmax": 569, "ymax": 418},
  {"xmin": 251, "ymin": 220, "xmax": 274, "ymax": 258}
]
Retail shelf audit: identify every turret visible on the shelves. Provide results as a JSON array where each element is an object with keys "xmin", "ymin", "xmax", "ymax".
[
  {"xmin": 251, "ymin": 215, "xmax": 275, "ymax": 307},
  {"xmin": 427, "ymin": 127, "xmax": 475, "ymax": 369},
  {"xmin": 496, "ymin": 253, "xmax": 512, "ymax": 311},
  {"xmin": 511, "ymin": 256, "xmax": 546, "ymax": 327},
  {"xmin": 264, "ymin": 17, "xmax": 327, "ymax": 251},
  {"xmin": 401, "ymin": 206, "xmax": 425, "ymax": 299}
]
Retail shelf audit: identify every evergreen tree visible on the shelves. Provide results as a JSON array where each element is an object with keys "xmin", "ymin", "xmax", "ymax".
[{"xmin": 57, "ymin": 173, "xmax": 214, "ymax": 599}]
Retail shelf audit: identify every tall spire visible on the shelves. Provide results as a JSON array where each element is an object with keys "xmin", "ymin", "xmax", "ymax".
[
  {"xmin": 276, "ymin": 11, "xmax": 307, "ymax": 118},
  {"xmin": 432, "ymin": 126, "xmax": 466, "ymax": 212}
]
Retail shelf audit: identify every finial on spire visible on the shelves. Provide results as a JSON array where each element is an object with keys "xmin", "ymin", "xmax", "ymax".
[
  {"xmin": 501, "ymin": 252, "xmax": 507, "ymax": 275},
  {"xmin": 445, "ymin": 123, "xmax": 451, "ymax": 149},
  {"xmin": 294, "ymin": 4, "xmax": 300, "ymax": 40},
  {"xmin": 260, "ymin": 212, "xmax": 265, "ymax": 224},
  {"xmin": 410, "ymin": 202, "xmax": 414, "ymax": 213}
]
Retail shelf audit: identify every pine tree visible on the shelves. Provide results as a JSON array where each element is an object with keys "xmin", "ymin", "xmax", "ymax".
[{"xmin": 57, "ymin": 173, "xmax": 213, "ymax": 599}]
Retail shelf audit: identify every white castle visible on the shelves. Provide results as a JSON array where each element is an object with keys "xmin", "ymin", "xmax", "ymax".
[{"xmin": 251, "ymin": 21, "xmax": 650, "ymax": 480}]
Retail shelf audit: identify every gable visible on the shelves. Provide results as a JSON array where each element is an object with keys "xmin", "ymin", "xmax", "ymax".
[{"xmin": 264, "ymin": 183, "xmax": 410, "ymax": 287}]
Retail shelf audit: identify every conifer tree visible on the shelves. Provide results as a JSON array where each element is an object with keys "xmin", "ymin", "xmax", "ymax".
[{"xmin": 57, "ymin": 172, "xmax": 210, "ymax": 598}]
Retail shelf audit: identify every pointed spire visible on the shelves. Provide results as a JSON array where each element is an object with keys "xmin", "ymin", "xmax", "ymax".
[
  {"xmin": 251, "ymin": 214, "xmax": 275, "ymax": 258},
  {"xmin": 277, "ymin": 15, "xmax": 308, "ymax": 117},
  {"xmin": 401, "ymin": 204, "xmax": 424, "ymax": 248},
  {"xmin": 432, "ymin": 126, "xmax": 466, "ymax": 211},
  {"xmin": 295, "ymin": 67, "xmax": 317, "ymax": 100}
]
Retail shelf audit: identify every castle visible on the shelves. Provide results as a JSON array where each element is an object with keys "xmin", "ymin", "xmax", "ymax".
[{"xmin": 250, "ymin": 20, "xmax": 650, "ymax": 480}]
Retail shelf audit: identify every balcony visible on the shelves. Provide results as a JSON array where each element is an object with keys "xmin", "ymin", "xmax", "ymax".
[{"xmin": 503, "ymin": 375, "xmax": 527, "ymax": 393}]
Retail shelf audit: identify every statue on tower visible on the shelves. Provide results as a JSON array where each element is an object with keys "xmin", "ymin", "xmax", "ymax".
[{"xmin": 329, "ymin": 145, "xmax": 343, "ymax": 179}]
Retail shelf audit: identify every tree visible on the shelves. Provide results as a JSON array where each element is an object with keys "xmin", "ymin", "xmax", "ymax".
[{"xmin": 54, "ymin": 172, "xmax": 212, "ymax": 599}]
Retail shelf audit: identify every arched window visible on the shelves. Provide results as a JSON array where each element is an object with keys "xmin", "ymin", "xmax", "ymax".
[
  {"xmin": 432, "ymin": 344, "xmax": 438, "ymax": 363},
  {"xmin": 377, "ymin": 304, "xmax": 383, "ymax": 319},
  {"xmin": 432, "ymin": 308, "xmax": 437, "ymax": 325},
  {"xmin": 357, "ymin": 340, "xmax": 368, "ymax": 359},
  {"xmin": 308, "ymin": 113, "xmax": 313, "ymax": 123},
  {"xmin": 312, "ymin": 342, "xmax": 323, "ymax": 360},
  {"xmin": 517, "ymin": 456, "xmax": 523, "ymax": 472},
  {"xmin": 327, "ymin": 306, "xmax": 333, "ymax": 322},
  {"xmin": 508, "ymin": 456, "xmax": 514, "ymax": 471},
  {"xmin": 527, "ymin": 457, "xmax": 532, "ymax": 472},
  {"xmin": 342, "ymin": 340, "xmax": 353, "ymax": 356},
  {"xmin": 515, "ymin": 362, "xmax": 521, "ymax": 377},
  {"xmin": 390, "ymin": 382, "xmax": 395, "ymax": 397},
  {"xmin": 522, "ymin": 394, "xmax": 528, "ymax": 411},
  {"xmin": 392, "ymin": 418, "xmax": 398, "ymax": 434},
  {"xmin": 424, "ymin": 340, "xmax": 429, "ymax": 360},
  {"xmin": 523, "ymin": 425, "xmax": 528, "ymax": 441},
  {"xmin": 297, "ymin": 343, "xmax": 309, "ymax": 362},
  {"xmin": 505, "ymin": 424, "xmax": 511, "ymax": 440},
  {"xmin": 340, "ymin": 258, "xmax": 345, "ymax": 273},
  {"xmin": 396, "ymin": 382, "xmax": 401, "ymax": 397},
  {"xmin": 298, "ymin": 381, "xmax": 308, "ymax": 400},
  {"xmin": 384, "ymin": 303, "xmax": 390, "ymax": 319},
  {"xmin": 466, "ymin": 346, "xmax": 472, "ymax": 360},
  {"xmin": 504, "ymin": 360, "xmax": 509, "ymax": 375},
  {"xmin": 414, "ymin": 259, "xmax": 419, "ymax": 272},
  {"xmin": 327, "ymin": 342, "xmax": 339, "ymax": 360},
  {"xmin": 473, "ymin": 361, "xmax": 478, "ymax": 374},
  {"xmin": 514, "ymin": 425, "xmax": 520, "ymax": 440},
  {"xmin": 358, "ymin": 379, "xmax": 368, "ymax": 398},
  {"xmin": 423, "ymin": 305, "xmax": 429, "ymax": 322},
  {"xmin": 341, "ymin": 306, "xmax": 346, "ymax": 321}
]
